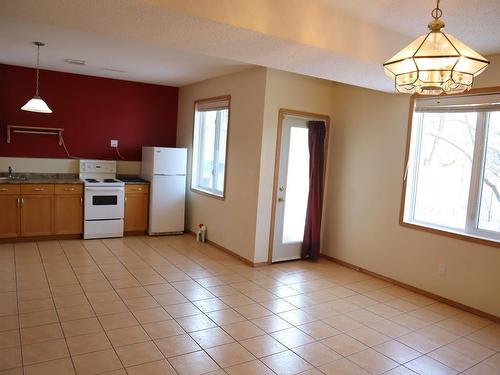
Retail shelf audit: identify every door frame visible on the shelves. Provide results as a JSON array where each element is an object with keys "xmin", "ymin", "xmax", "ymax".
[{"xmin": 267, "ymin": 108, "xmax": 331, "ymax": 264}]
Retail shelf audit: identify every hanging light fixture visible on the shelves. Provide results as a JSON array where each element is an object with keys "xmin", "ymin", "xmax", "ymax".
[
  {"xmin": 383, "ymin": 0, "xmax": 489, "ymax": 95},
  {"xmin": 21, "ymin": 41, "xmax": 53, "ymax": 113}
]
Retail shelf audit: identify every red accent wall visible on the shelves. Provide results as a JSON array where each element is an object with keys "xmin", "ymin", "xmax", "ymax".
[{"xmin": 0, "ymin": 64, "xmax": 178, "ymax": 161}]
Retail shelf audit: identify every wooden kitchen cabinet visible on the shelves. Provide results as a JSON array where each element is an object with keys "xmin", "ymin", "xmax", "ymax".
[
  {"xmin": 54, "ymin": 184, "xmax": 83, "ymax": 235},
  {"xmin": 124, "ymin": 184, "xmax": 149, "ymax": 233},
  {"xmin": 0, "ymin": 184, "xmax": 21, "ymax": 238},
  {"xmin": 0, "ymin": 195, "xmax": 20, "ymax": 238},
  {"xmin": 0, "ymin": 183, "xmax": 83, "ymax": 240},
  {"xmin": 20, "ymin": 195, "xmax": 54, "ymax": 237}
]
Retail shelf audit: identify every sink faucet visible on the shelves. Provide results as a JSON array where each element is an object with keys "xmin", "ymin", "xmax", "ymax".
[{"xmin": 8, "ymin": 166, "xmax": 13, "ymax": 178}]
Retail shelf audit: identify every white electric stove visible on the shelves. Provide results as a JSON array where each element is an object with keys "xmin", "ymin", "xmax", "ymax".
[{"xmin": 79, "ymin": 160, "xmax": 125, "ymax": 239}]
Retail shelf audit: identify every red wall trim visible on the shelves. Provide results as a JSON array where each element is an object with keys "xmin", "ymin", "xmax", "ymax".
[{"xmin": 0, "ymin": 64, "xmax": 178, "ymax": 161}]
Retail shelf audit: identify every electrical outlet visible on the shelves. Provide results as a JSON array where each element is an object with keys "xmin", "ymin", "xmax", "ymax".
[
  {"xmin": 437, "ymin": 263, "xmax": 446, "ymax": 276},
  {"xmin": 110, "ymin": 139, "xmax": 118, "ymax": 147}
]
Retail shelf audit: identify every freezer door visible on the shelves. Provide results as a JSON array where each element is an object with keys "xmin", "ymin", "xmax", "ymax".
[
  {"xmin": 149, "ymin": 175, "xmax": 186, "ymax": 234},
  {"xmin": 152, "ymin": 147, "xmax": 187, "ymax": 175}
]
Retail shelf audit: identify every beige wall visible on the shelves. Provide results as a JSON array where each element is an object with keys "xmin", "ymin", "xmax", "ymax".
[
  {"xmin": 0, "ymin": 157, "xmax": 140, "ymax": 175},
  {"xmin": 254, "ymin": 69, "xmax": 336, "ymax": 262},
  {"xmin": 476, "ymin": 54, "xmax": 500, "ymax": 88},
  {"xmin": 323, "ymin": 56, "xmax": 500, "ymax": 317},
  {"xmin": 176, "ymin": 67, "xmax": 267, "ymax": 261},
  {"xmin": 177, "ymin": 59, "xmax": 500, "ymax": 316}
]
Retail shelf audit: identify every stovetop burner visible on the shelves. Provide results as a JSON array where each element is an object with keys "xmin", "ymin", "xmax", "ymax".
[
  {"xmin": 85, "ymin": 178, "xmax": 98, "ymax": 183},
  {"xmin": 103, "ymin": 178, "xmax": 118, "ymax": 183}
]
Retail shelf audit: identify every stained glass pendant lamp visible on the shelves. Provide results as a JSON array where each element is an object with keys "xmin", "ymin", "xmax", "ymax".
[
  {"xmin": 21, "ymin": 41, "xmax": 52, "ymax": 113},
  {"xmin": 383, "ymin": 0, "xmax": 489, "ymax": 95}
]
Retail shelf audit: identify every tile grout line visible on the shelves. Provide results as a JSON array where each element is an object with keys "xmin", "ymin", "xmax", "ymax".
[
  {"xmin": 79, "ymin": 238, "xmax": 185, "ymax": 373},
  {"xmin": 121, "ymin": 237, "xmax": 344, "ymax": 373},
  {"xmin": 33, "ymin": 241, "xmax": 79, "ymax": 374},
  {"xmin": 109, "ymin": 237, "xmax": 282, "ymax": 374},
  {"xmin": 12, "ymin": 243, "xmax": 25, "ymax": 375},
  {"xmin": 58, "ymin": 239, "xmax": 138, "ymax": 374},
  {"xmin": 125, "ymin": 237, "xmax": 286, "ymax": 373},
  {"xmin": 4, "ymin": 235, "xmax": 497, "ymax": 375},
  {"xmin": 103, "ymin": 236, "xmax": 248, "ymax": 373},
  {"xmin": 114, "ymin": 236, "xmax": 497, "ymax": 375}
]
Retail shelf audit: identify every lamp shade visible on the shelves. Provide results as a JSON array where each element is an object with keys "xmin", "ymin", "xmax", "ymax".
[
  {"xmin": 21, "ymin": 95, "xmax": 53, "ymax": 113},
  {"xmin": 383, "ymin": 2, "xmax": 489, "ymax": 95}
]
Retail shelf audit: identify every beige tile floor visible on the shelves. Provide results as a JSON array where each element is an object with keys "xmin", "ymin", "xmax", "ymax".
[{"xmin": 0, "ymin": 235, "xmax": 498, "ymax": 375}]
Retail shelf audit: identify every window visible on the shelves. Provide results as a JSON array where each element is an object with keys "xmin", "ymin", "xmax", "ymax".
[
  {"xmin": 191, "ymin": 96, "xmax": 230, "ymax": 198},
  {"xmin": 403, "ymin": 92, "xmax": 500, "ymax": 244}
]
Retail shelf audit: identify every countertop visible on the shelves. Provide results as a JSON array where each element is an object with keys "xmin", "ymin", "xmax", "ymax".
[
  {"xmin": 117, "ymin": 175, "xmax": 150, "ymax": 184},
  {"xmin": 0, "ymin": 173, "xmax": 82, "ymax": 184},
  {"xmin": 0, "ymin": 174, "xmax": 150, "ymax": 185}
]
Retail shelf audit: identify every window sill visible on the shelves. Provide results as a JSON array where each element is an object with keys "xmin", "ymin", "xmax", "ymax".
[
  {"xmin": 190, "ymin": 187, "xmax": 225, "ymax": 200},
  {"xmin": 400, "ymin": 220, "xmax": 500, "ymax": 249}
]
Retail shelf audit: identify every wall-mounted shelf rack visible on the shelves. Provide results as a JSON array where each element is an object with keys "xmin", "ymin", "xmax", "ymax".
[{"xmin": 6, "ymin": 125, "xmax": 64, "ymax": 145}]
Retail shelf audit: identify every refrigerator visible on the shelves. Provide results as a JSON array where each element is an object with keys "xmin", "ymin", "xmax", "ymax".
[{"xmin": 141, "ymin": 147, "xmax": 187, "ymax": 235}]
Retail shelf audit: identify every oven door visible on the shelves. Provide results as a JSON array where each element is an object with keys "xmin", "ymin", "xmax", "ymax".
[{"xmin": 85, "ymin": 186, "xmax": 124, "ymax": 220}]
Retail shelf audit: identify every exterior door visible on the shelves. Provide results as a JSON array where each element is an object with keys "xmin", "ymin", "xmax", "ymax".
[{"xmin": 272, "ymin": 116, "xmax": 311, "ymax": 262}]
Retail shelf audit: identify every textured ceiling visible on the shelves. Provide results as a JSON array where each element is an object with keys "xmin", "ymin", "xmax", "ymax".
[
  {"xmin": 1, "ymin": 0, "xmax": 498, "ymax": 90},
  {"xmin": 321, "ymin": 0, "xmax": 500, "ymax": 55},
  {"xmin": 0, "ymin": 16, "xmax": 248, "ymax": 87}
]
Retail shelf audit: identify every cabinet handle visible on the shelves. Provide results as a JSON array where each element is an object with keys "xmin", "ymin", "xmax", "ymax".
[
  {"xmin": 80, "ymin": 197, "xmax": 83, "ymax": 206},
  {"xmin": 64, "ymin": 188, "xmax": 75, "ymax": 191},
  {"xmin": 20, "ymin": 198, "xmax": 24, "ymax": 207},
  {"xmin": 135, "ymin": 188, "xmax": 142, "ymax": 191},
  {"xmin": 34, "ymin": 188, "xmax": 44, "ymax": 191},
  {"xmin": 17, "ymin": 197, "xmax": 20, "ymax": 208},
  {"xmin": 0, "ymin": 188, "xmax": 8, "ymax": 191}
]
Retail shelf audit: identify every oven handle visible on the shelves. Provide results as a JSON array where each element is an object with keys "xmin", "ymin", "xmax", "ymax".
[{"xmin": 85, "ymin": 187, "xmax": 124, "ymax": 191}]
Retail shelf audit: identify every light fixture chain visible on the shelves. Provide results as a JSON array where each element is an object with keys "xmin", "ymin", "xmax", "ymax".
[
  {"xmin": 35, "ymin": 43, "xmax": 40, "ymax": 96},
  {"xmin": 432, "ymin": 0, "xmax": 442, "ymax": 20}
]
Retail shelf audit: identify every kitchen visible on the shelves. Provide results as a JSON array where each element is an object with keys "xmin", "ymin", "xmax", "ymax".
[
  {"xmin": 0, "ymin": 63, "xmax": 187, "ymax": 242},
  {"xmin": 0, "ymin": 150, "xmax": 187, "ymax": 241}
]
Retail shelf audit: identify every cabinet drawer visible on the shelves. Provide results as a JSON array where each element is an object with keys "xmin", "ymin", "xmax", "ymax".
[
  {"xmin": 21, "ymin": 184, "xmax": 55, "ymax": 195},
  {"xmin": 55, "ymin": 184, "xmax": 83, "ymax": 195},
  {"xmin": 0, "ymin": 184, "xmax": 21, "ymax": 195},
  {"xmin": 125, "ymin": 184, "xmax": 149, "ymax": 195}
]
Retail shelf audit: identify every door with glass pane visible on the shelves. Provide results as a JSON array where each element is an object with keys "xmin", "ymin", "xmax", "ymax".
[{"xmin": 272, "ymin": 116, "xmax": 310, "ymax": 262}]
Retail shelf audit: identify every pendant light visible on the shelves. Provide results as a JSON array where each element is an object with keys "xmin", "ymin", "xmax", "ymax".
[
  {"xmin": 21, "ymin": 41, "xmax": 52, "ymax": 113},
  {"xmin": 383, "ymin": 0, "xmax": 489, "ymax": 95}
]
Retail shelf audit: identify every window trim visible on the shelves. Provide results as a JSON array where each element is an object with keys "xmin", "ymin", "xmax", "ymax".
[
  {"xmin": 400, "ymin": 87, "xmax": 500, "ymax": 249},
  {"xmin": 190, "ymin": 95, "xmax": 231, "ymax": 200}
]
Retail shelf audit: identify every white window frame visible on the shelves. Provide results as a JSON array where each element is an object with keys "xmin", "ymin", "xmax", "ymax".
[
  {"xmin": 402, "ymin": 92, "xmax": 500, "ymax": 245},
  {"xmin": 191, "ymin": 96, "xmax": 230, "ymax": 199}
]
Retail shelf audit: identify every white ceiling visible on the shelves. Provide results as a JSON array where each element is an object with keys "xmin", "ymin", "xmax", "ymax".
[
  {"xmin": 1, "ymin": 0, "xmax": 499, "ymax": 90},
  {"xmin": 0, "ymin": 17, "xmax": 248, "ymax": 87},
  {"xmin": 321, "ymin": 0, "xmax": 500, "ymax": 55}
]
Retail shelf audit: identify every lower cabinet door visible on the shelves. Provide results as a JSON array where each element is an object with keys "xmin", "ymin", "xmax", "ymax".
[
  {"xmin": 0, "ymin": 195, "xmax": 20, "ymax": 238},
  {"xmin": 124, "ymin": 194, "xmax": 149, "ymax": 232},
  {"xmin": 20, "ymin": 195, "xmax": 54, "ymax": 237},
  {"xmin": 54, "ymin": 195, "xmax": 83, "ymax": 235}
]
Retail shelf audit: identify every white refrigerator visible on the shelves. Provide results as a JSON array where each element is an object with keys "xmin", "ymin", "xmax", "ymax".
[{"xmin": 141, "ymin": 147, "xmax": 187, "ymax": 235}]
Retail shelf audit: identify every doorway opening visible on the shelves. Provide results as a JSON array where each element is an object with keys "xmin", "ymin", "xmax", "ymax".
[{"xmin": 268, "ymin": 109, "xmax": 330, "ymax": 263}]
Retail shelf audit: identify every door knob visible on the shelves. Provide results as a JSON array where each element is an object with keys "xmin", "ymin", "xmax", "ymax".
[{"xmin": 277, "ymin": 197, "xmax": 285, "ymax": 202}]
